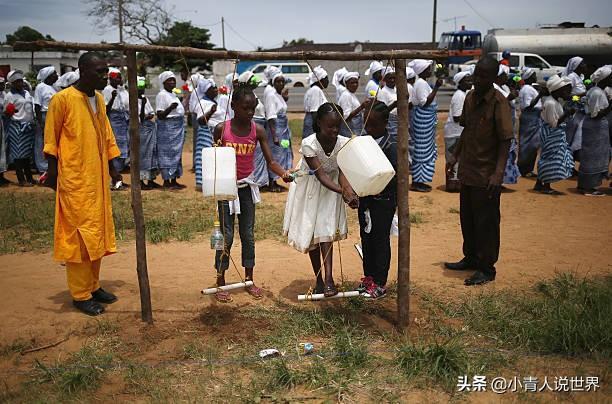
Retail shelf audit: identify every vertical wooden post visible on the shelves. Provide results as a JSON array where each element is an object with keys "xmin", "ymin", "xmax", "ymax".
[
  {"xmin": 394, "ymin": 58, "xmax": 411, "ymax": 330},
  {"xmin": 126, "ymin": 50, "xmax": 153, "ymax": 324}
]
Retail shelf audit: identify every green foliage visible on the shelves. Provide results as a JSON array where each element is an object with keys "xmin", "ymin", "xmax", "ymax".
[
  {"xmin": 5, "ymin": 26, "xmax": 54, "ymax": 45},
  {"xmin": 396, "ymin": 340, "xmax": 468, "ymax": 389}
]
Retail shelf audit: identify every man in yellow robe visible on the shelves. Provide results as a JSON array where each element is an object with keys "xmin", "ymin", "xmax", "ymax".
[{"xmin": 44, "ymin": 52, "xmax": 122, "ymax": 316}]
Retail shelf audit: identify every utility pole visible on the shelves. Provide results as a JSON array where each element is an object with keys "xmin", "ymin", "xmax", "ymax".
[
  {"xmin": 221, "ymin": 17, "xmax": 226, "ymax": 49},
  {"xmin": 118, "ymin": 0, "xmax": 124, "ymax": 43},
  {"xmin": 432, "ymin": 0, "xmax": 438, "ymax": 47}
]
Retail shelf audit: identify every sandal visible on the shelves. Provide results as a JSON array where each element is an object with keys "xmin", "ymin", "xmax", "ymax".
[
  {"xmin": 323, "ymin": 284, "xmax": 338, "ymax": 298},
  {"xmin": 215, "ymin": 290, "xmax": 232, "ymax": 303},
  {"xmin": 246, "ymin": 284, "xmax": 263, "ymax": 299}
]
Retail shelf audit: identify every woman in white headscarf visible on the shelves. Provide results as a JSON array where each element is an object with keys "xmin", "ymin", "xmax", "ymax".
[
  {"xmin": 376, "ymin": 66, "xmax": 400, "ymax": 139},
  {"xmin": 534, "ymin": 75, "xmax": 574, "ymax": 194},
  {"xmin": 155, "ymin": 71, "xmax": 186, "ymax": 190},
  {"xmin": 103, "ymin": 67, "xmax": 130, "ymax": 176},
  {"xmin": 365, "ymin": 61, "xmax": 384, "ymax": 98},
  {"xmin": 444, "ymin": 70, "xmax": 472, "ymax": 192},
  {"xmin": 33, "ymin": 65, "xmax": 58, "ymax": 175},
  {"xmin": 562, "ymin": 56, "xmax": 587, "ymax": 97},
  {"xmin": 406, "ymin": 67, "xmax": 416, "ymax": 107},
  {"xmin": 0, "ymin": 76, "xmax": 7, "ymax": 185},
  {"xmin": 303, "ymin": 65, "xmax": 329, "ymax": 138},
  {"xmin": 494, "ymin": 64, "xmax": 520, "ymax": 185},
  {"xmin": 263, "ymin": 69, "xmax": 293, "ymax": 191},
  {"xmin": 517, "ymin": 67, "xmax": 545, "ymax": 177},
  {"xmin": 338, "ymin": 71, "xmax": 370, "ymax": 137},
  {"xmin": 332, "ymin": 67, "xmax": 348, "ymax": 103},
  {"xmin": 408, "ymin": 59, "xmax": 442, "ymax": 192},
  {"xmin": 187, "ymin": 73, "xmax": 203, "ymax": 172},
  {"xmin": 4, "ymin": 70, "xmax": 36, "ymax": 186},
  {"xmin": 577, "ymin": 66, "xmax": 611, "ymax": 196}
]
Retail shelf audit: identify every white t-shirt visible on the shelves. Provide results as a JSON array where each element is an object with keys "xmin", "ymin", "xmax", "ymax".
[
  {"xmin": 103, "ymin": 85, "xmax": 129, "ymax": 112},
  {"xmin": 407, "ymin": 83, "xmax": 414, "ymax": 104},
  {"xmin": 33, "ymin": 82, "xmax": 57, "ymax": 112},
  {"xmin": 567, "ymin": 72, "xmax": 586, "ymax": 96},
  {"xmin": 254, "ymin": 96, "xmax": 266, "ymax": 120},
  {"xmin": 376, "ymin": 85, "xmax": 397, "ymax": 115},
  {"xmin": 365, "ymin": 79, "xmax": 380, "ymax": 98},
  {"xmin": 304, "ymin": 85, "xmax": 327, "ymax": 112},
  {"xmin": 444, "ymin": 89, "xmax": 466, "ymax": 139},
  {"xmin": 4, "ymin": 90, "xmax": 34, "ymax": 122},
  {"xmin": 585, "ymin": 86, "xmax": 609, "ymax": 118},
  {"xmin": 335, "ymin": 84, "xmax": 346, "ymax": 103},
  {"xmin": 413, "ymin": 78, "xmax": 432, "ymax": 107},
  {"xmin": 338, "ymin": 90, "xmax": 361, "ymax": 120},
  {"xmin": 195, "ymin": 98, "xmax": 216, "ymax": 122},
  {"xmin": 137, "ymin": 96, "xmax": 154, "ymax": 122},
  {"xmin": 519, "ymin": 84, "xmax": 542, "ymax": 110},
  {"xmin": 188, "ymin": 90, "xmax": 200, "ymax": 115},
  {"xmin": 264, "ymin": 90, "xmax": 287, "ymax": 120},
  {"xmin": 155, "ymin": 89, "xmax": 185, "ymax": 118},
  {"xmin": 540, "ymin": 96, "xmax": 563, "ymax": 128},
  {"xmin": 88, "ymin": 96, "xmax": 97, "ymax": 114}
]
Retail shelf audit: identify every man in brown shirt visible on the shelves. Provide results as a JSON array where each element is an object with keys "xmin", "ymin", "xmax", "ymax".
[{"xmin": 444, "ymin": 56, "xmax": 513, "ymax": 286}]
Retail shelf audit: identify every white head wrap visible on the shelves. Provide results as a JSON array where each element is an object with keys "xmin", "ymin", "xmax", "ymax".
[
  {"xmin": 189, "ymin": 73, "xmax": 203, "ymax": 89},
  {"xmin": 158, "ymin": 71, "xmax": 176, "ymax": 87},
  {"xmin": 196, "ymin": 78, "xmax": 216, "ymax": 98},
  {"xmin": 521, "ymin": 67, "xmax": 536, "ymax": 80},
  {"xmin": 546, "ymin": 75, "xmax": 572, "ymax": 93},
  {"xmin": 36, "ymin": 66, "xmax": 56, "ymax": 82},
  {"xmin": 343, "ymin": 71, "xmax": 359, "ymax": 82},
  {"xmin": 405, "ymin": 67, "xmax": 416, "ymax": 80},
  {"xmin": 590, "ymin": 66, "xmax": 612, "ymax": 84},
  {"xmin": 308, "ymin": 65, "xmax": 328, "ymax": 86},
  {"xmin": 453, "ymin": 71, "xmax": 471, "ymax": 86},
  {"xmin": 332, "ymin": 67, "xmax": 348, "ymax": 88},
  {"xmin": 381, "ymin": 66, "xmax": 395, "ymax": 78},
  {"xmin": 408, "ymin": 59, "xmax": 433, "ymax": 76},
  {"xmin": 263, "ymin": 65, "xmax": 281, "ymax": 82},
  {"xmin": 498, "ymin": 64, "xmax": 510, "ymax": 77},
  {"xmin": 365, "ymin": 61, "xmax": 384, "ymax": 77},
  {"xmin": 563, "ymin": 56, "xmax": 584, "ymax": 77},
  {"xmin": 225, "ymin": 73, "xmax": 238, "ymax": 89},
  {"xmin": 57, "ymin": 71, "xmax": 79, "ymax": 88},
  {"xmin": 238, "ymin": 71, "xmax": 254, "ymax": 83},
  {"xmin": 7, "ymin": 70, "xmax": 24, "ymax": 83}
]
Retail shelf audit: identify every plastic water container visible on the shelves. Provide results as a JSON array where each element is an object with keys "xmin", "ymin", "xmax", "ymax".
[
  {"xmin": 201, "ymin": 147, "xmax": 237, "ymax": 200},
  {"xmin": 337, "ymin": 136, "xmax": 395, "ymax": 197}
]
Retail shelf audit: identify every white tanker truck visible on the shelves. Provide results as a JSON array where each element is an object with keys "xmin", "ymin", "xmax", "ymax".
[{"xmin": 482, "ymin": 23, "xmax": 612, "ymax": 67}]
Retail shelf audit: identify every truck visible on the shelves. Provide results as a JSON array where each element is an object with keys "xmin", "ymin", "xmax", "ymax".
[{"xmin": 482, "ymin": 23, "xmax": 612, "ymax": 67}]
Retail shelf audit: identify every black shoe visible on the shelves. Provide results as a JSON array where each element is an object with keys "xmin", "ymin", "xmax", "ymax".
[
  {"xmin": 410, "ymin": 182, "xmax": 431, "ymax": 193},
  {"xmin": 148, "ymin": 181, "xmax": 163, "ymax": 189},
  {"xmin": 444, "ymin": 258, "xmax": 476, "ymax": 271},
  {"xmin": 464, "ymin": 271, "xmax": 496, "ymax": 286},
  {"xmin": 92, "ymin": 288, "xmax": 118, "ymax": 304},
  {"xmin": 73, "ymin": 299, "xmax": 105, "ymax": 316}
]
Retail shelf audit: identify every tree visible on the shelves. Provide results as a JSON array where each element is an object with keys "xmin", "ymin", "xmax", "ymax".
[
  {"xmin": 85, "ymin": 0, "xmax": 173, "ymax": 44},
  {"xmin": 6, "ymin": 26, "xmax": 54, "ymax": 45},
  {"xmin": 150, "ymin": 21, "xmax": 215, "ymax": 70},
  {"xmin": 282, "ymin": 38, "xmax": 314, "ymax": 47}
]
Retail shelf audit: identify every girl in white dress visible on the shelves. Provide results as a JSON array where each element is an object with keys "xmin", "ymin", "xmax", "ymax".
[{"xmin": 283, "ymin": 103, "xmax": 359, "ymax": 297}]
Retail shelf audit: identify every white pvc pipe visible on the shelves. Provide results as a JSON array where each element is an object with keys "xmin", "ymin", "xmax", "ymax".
[
  {"xmin": 201, "ymin": 281, "xmax": 254, "ymax": 295},
  {"xmin": 298, "ymin": 291, "xmax": 360, "ymax": 301}
]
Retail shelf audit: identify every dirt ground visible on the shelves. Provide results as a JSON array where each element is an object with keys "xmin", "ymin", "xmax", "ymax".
[{"xmin": 0, "ymin": 115, "xmax": 610, "ymax": 401}]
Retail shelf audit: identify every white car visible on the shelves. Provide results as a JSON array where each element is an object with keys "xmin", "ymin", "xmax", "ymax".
[
  {"xmin": 248, "ymin": 62, "xmax": 311, "ymax": 87},
  {"xmin": 448, "ymin": 52, "xmax": 564, "ymax": 85}
]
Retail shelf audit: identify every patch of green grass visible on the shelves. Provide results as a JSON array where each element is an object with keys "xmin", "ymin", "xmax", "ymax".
[
  {"xmin": 442, "ymin": 273, "xmax": 612, "ymax": 357},
  {"xmin": 123, "ymin": 364, "xmax": 174, "ymax": 400},
  {"xmin": 0, "ymin": 339, "xmax": 31, "ymax": 356},
  {"xmin": 448, "ymin": 207, "xmax": 460, "ymax": 214},
  {"xmin": 265, "ymin": 359, "xmax": 299, "ymax": 390},
  {"xmin": 289, "ymin": 118, "xmax": 303, "ymax": 145},
  {"xmin": 332, "ymin": 326, "xmax": 369, "ymax": 369},
  {"xmin": 395, "ymin": 340, "xmax": 468, "ymax": 390},
  {"xmin": 410, "ymin": 211, "xmax": 425, "ymax": 224},
  {"xmin": 33, "ymin": 345, "xmax": 113, "ymax": 394},
  {"xmin": 299, "ymin": 357, "xmax": 332, "ymax": 388}
]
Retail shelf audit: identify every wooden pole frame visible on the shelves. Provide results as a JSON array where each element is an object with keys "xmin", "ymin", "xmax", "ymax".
[
  {"xmin": 126, "ymin": 50, "xmax": 153, "ymax": 324},
  {"xmin": 394, "ymin": 59, "xmax": 411, "ymax": 330},
  {"xmin": 18, "ymin": 41, "xmax": 434, "ymax": 328}
]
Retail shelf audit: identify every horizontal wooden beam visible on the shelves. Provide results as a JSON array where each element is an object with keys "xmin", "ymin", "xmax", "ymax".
[{"xmin": 13, "ymin": 40, "xmax": 448, "ymax": 61}]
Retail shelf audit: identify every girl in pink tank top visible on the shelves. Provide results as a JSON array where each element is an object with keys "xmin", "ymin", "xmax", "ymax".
[{"xmin": 211, "ymin": 85, "xmax": 293, "ymax": 302}]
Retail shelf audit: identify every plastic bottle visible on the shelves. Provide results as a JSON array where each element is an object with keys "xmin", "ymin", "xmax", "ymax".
[
  {"xmin": 210, "ymin": 221, "xmax": 224, "ymax": 250},
  {"xmin": 289, "ymin": 169, "xmax": 315, "ymax": 180}
]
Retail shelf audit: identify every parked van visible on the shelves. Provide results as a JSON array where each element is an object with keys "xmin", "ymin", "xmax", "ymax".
[{"xmin": 248, "ymin": 62, "xmax": 311, "ymax": 87}]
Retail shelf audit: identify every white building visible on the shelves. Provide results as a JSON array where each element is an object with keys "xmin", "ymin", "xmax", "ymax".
[{"xmin": 0, "ymin": 45, "xmax": 80, "ymax": 79}]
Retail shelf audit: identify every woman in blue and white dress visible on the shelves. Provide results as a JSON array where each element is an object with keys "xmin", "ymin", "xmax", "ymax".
[
  {"xmin": 302, "ymin": 66, "xmax": 329, "ymax": 138},
  {"xmin": 409, "ymin": 59, "xmax": 442, "ymax": 193},
  {"xmin": 265, "ymin": 69, "xmax": 293, "ymax": 192},
  {"xmin": 338, "ymin": 71, "xmax": 370, "ymax": 137},
  {"xmin": 494, "ymin": 64, "xmax": 521, "ymax": 186},
  {"xmin": 103, "ymin": 67, "xmax": 130, "ymax": 173},
  {"xmin": 534, "ymin": 75, "xmax": 574, "ymax": 194},
  {"xmin": 517, "ymin": 67, "xmax": 545, "ymax": 177}
]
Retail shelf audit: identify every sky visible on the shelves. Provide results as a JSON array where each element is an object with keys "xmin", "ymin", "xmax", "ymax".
[{"xmin": 1, "ymin": 0, "xmax": 611, "ymax": 50}]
